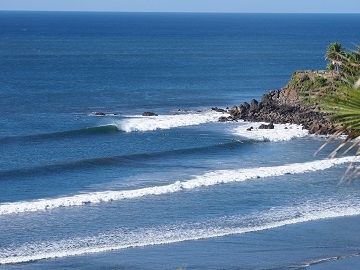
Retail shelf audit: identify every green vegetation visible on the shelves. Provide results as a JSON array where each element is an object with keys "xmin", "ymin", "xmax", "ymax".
[
  {"xmin": 286, "ymin": 43, "xmax": 360, "ymax": 105},
  {"xmin": 317, "ymin": 42, "xmax": 360, "ymax": 182},
  {"xmin": 286, "ymin": 71, "xmax": 339, "ymax": 102},
  {"xmin": 325, "ymin": 42, "xmax": 345, "ymax": 72},
  {"xmin": 285, "ymin": 42, "xmax": 360, "ymax": 181}
]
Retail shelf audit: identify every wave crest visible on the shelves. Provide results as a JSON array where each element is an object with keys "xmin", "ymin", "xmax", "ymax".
[
  {"xmin": 115, "ymin": 111, "xmax": 227, "ymax": 132},
  {"xmin": 0, "ymin": 156, "xmax": 357, "ymax": 216},
  {"xmin": 1, "ymin": 198, "xmax": 359, "ymax": 265}
]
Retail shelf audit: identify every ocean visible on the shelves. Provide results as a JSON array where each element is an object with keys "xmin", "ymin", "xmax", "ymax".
[{"xmin": 0, "ymin": 12, "xmax": 360, "ymax": 269}]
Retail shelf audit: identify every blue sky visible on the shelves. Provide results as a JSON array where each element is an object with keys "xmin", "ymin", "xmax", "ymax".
[{"xmin": 0, "ymin": 0, "xmax": 360, "ymax": 13}]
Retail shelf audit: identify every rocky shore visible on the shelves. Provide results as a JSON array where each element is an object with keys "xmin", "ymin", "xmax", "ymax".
[
  {"xmin": 93, "ymin": 71, "xmax": 337, "ymax": 135},
  {"xmin": 216, "ymin": 80, "xmax": 336, "ymax": 135}
]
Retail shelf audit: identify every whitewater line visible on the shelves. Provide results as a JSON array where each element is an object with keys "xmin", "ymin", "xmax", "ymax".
[
  {"xmin": 1, "ymin": 200, "xmax": 360, "ymax": 265},
  {"xmin": 0, "ymin": 156, "xmax": 358, "ymax": 216},
  {"xmin": 116, "ymin": 110, "xmax": 228, "ymax": 132}
]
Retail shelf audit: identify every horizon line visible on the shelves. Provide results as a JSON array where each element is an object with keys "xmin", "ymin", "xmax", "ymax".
[{"xmin": 0, "ymin": 10, "xmax": 359, "ymax": 14}]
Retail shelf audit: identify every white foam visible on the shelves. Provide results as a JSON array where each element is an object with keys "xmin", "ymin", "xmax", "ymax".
[
  {"xmin": 232, "ymin": 122, "xmax": 309, "ymax": 142},
  {"xmin": 1, "ymin": 198, "xmax": 360, "ymax": 265},
  {"xmin": 114, "ymin": 111, "xmax": 228, "ymax": 132},
  {"xmin": 0, "ymin": 156, "xmax": 357, "ymax": 216}
]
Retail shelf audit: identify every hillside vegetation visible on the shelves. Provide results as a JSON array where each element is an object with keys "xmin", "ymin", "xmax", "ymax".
[{"xmin": 285, "ymin": 43, "xmax": 359, "ymax": 103}]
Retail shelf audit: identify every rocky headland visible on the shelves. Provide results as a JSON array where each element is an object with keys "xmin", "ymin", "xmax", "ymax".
[{"xmin": 216, "ymin": 70, "xmax": 339, "ymax": 135}]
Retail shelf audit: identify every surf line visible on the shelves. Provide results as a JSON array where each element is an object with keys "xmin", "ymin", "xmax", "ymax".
[
  {"xmin": 1, "ymin": 201, "xmax": 360, "ymax": 265},
  {"xmin": 0, "ymin": 156, "xmax": 358, "ymax": 216}
]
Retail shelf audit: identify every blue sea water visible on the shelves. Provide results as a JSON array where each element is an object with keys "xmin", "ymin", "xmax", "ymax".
[{"xmin": 1, "ymin": 11, "xmax": 360, "ymax": 269}]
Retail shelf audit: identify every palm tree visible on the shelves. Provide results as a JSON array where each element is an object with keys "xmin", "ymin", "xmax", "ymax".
[
  {"xmin": 319, "ymin": 44, "xmax": 360, "ymax": 182},
  {"xmin": 341, "ymin": 47, "xmax": 360, "ymax": 80},
  {"xmin": 325, "ymin": 42, "xmax": 346, "ymax": 72}
]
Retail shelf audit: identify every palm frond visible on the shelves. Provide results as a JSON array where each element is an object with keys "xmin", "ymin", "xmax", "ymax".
[
  {"xmin": 318, "ymin": 83, "xmax": 360, "ymax": 182},
  {"xmin": 320, "ymin": 85, "xmax": 360, "ymax": 132},
  {"xmin": 314, "ymin": 43, "xmax": 360, "ymax": 182}
]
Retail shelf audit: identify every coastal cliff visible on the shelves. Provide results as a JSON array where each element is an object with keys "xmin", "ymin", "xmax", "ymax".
[{"xmin": 219, "ymin": 70, "xmax": 339, "ymax": 135}]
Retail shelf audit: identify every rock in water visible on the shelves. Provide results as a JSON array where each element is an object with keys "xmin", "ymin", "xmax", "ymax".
[{"xmin": 142, "ymin": 112, "xmax": 158, "ymax": 116}]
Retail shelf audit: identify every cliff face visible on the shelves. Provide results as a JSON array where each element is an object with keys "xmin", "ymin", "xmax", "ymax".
[{"xmin": 221, "ymin": 71, "xmax": 339, "ymax": 135}]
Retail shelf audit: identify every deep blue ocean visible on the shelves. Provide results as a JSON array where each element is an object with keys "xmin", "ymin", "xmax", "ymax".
[{"xmin": 1, "ymin": 12, "xmax": 360, "ymax": 269}]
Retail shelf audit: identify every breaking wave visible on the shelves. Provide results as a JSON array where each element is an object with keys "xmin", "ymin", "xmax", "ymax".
[
  {"xmin": 1, "ymin": 198, "xmax": 359, "ymax": 265},
  {"xmin": 115, "ymin": 111, "xmax": 228, "ymax": 132},
  {"xmin": 0, "ymin": 156, "xmax": 357, "ymax": 216}
]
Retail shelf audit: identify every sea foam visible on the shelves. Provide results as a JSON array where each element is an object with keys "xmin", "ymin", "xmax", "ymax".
[
  {"xmin": 114, "ymin": 111, "xmax": 228, "ymax": 132},
  {"xmin": 0, "ymin": 156, "xmax": 357, "ymax": 216},
  {"xmin": 232, "ymin": 122, "xmax": 309, "ymax": 142},
  {"xmin": 1, "ymin": 198, "xmax": 359, "ymax": 265}
]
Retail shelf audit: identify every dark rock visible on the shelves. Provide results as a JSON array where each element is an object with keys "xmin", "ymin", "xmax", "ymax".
[
  {"xmin": 243, "ymin": 102, "xmax": 250, "ymax": 110},
  {"xmin": 94, "ymin": 112, "xmax": 106, "ymax": 116},
  {"xmin": 142, "ymin": 111, "xmax": 158, "ymax": 116},
  {"xmin": 258, "ymin": 122, "xmax": 274, "ymax": 129},
  {"xmin": 212, "ymin": 107, "xmax": 227, "ymax": 113},
  {"xmin": 258, "ymin": 124, "xmax": 267, "ymax": 129},
  {"xmin": 261, "ymin": 93, "xmax": 271, "ymax": 104},
  {"xmin": 250, "ymin": 99, "xmax": 259, "ymax": 112},
  {"xmin": 227, "ymin": 116, "xmax": 234, "ymax": 121},
  {"xmin": 218, "ymin": 116, "xmax": 229, "ymax": 122}
]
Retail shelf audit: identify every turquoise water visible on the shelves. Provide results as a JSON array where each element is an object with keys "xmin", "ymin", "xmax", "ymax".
[{"xmin": 1, "ymin": 12, "xmax": 360, "ymax": 269}]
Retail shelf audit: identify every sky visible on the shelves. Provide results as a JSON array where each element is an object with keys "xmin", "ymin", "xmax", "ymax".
[{"xmin": 0, "ymin": 0, "xmax": 360, "ymax": 13}]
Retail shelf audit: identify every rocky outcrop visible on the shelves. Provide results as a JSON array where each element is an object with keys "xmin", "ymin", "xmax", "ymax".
[{"xmin": 222, "ymin": 87, "xmax": 336, "ymax": 135}]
